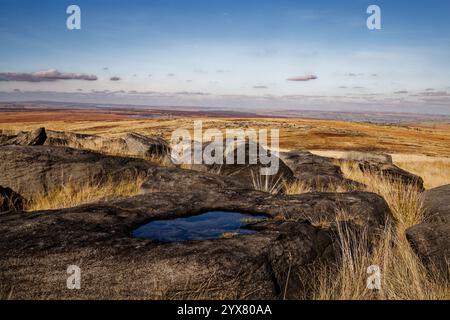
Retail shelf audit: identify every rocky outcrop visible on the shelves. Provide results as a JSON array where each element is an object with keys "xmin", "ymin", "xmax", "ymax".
[
  {"xmin": 140, "ymin": 166, "xmax": 249, "ymax": 194},
  {"xmin": 358, "ymin": 161, "xmax": 424, "ymax": 190},
  {"xmin": 0, "ymin": 188, "xmax": 391, "ymax": 299},
  {"xmin": 406, "ymin": 185, "xmax": 450, "ymax": 276},
  {"xmin": 0, "ymin": 145, "xmax": 153, "ymax": 199},
  {"xmin": 0, "ymin": 127, "xmax": 47, "ymax": 146},
  {"xmin": 44, "ymin": 130, "xmax": 102, "ymax": 148},
  {"xmin": 0, "ymin": 128, "xmax": 172, "ymax": 161},
  {"xmin": 187, "ymin": 140, "xmax": 294, "ymax": 189},
  {"xmin": 45, "ymin": 130, "xmax": 171, "ymax": 160},
  {"xmin": 123, "ymin": 133, "xmax": 170, "ymax": 157},
  {"xmin": 279, "ymin": 150, "xmax": 362, "ymax": 191},
  {"xmin": 336, "ymin": 153, "xmax": 424, "ymax": 191},
  {"xmin": 0, "ymin": 186, "xmax": 24, "ymax": 213}
]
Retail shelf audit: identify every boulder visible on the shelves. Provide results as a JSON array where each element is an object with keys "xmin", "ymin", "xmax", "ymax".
[
  {"xmin": 44, "ymin": 130, "xmax": 102, "ymax": 149},
  {"xmin": 0, "ymin": 188, "xmax": 390, "ymax": 299},
  {"xmin": 357, "ymin": 161, "xmax": 424, "ymax": 190},
  {"xmin": 0, "ymin": 145, "xmax": 153, "ymax": 199},
  {"xmin": 45, "ymin": 130, "xmax": 172, "ymax": 160},
  {"xmin": 0, "ymin": 186, "xmax": 24, "ymax": 213},
  {"xmin": 1, "ymin": 127, "xmax": 47, "ymax": 146},
  {"xmin": 123, "ymin": 133, "xmax": 170, "ymax": 157},
  {"xmin": 186, "ymin": 140, "xmax": 294, "ymax": 190},
  {"xmin": 406, "ymin": 185, "xmax": 450, "ymax": 276},
  {"xmin": 279, "ymin": 150, "xmax": 362, "ymax": 191}
]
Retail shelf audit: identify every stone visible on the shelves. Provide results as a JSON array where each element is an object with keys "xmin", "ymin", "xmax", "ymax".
[
  {"xmin": 0, "ymin": 145, "xmax": 153, "ymax": 199},
  {"xmin": 187, "ymin": 140, "xmax": 294, "ymax": 189},
  {"xmin": 123, "ymin": 132, "xmax": 170, "ymax": 157},
  {"xmin": 45, "ymin": 130, "xmax": 172, "ymax": 160},
  {"xmin": 1, "ymin": 127, "xmax": 47, "ymax": 146},
  {"xmin": 357, "ymin": 161, "xmax": 424, "ymax": 190},
  {"xmin": 279, "ymin": 150, "xmax": 362, "ymax": 191},
  {"xmin": 140, "ymin": 166, "xmax": 250, "ymax": 194},
  {"xmin": 0, "ymin": 188, "xmax": 391, "ymax": 299},
  {"xmin": 406, "ymin": 184, "xmax": 450, "ymax": 276}
]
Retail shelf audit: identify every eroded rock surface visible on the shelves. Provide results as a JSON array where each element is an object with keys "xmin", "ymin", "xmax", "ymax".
[
  {"xmin": 0, "ymin": 127, "xmax": 47, "ymax": 146},
  {"xmin": 0, "ymin": 189, "xmax": 390, "ymax": 299},
  {"xmin": 279, "ymin": 150, "xmax": 361, "ymax": 190},
  {"xmin": 140, "ymin": 166, "xmax": 249, "ymax": 194},
  {"xmin": 406, "ymin": 184, "xmax": 450, "ymax": 276},
  {"xmin": 358, "ymin": 161, "xmax": 424, "ymax": 190},
  {"xmin": 45, "ymin": 130, "xmax": 171, "ymax": 160},
  {"xmin": 0, "ymin": 145, "xmax": 153, "ymax": 199},
  {"xmin": 187, "ymin": 140, "xmax": 294, "ymax": 188}
]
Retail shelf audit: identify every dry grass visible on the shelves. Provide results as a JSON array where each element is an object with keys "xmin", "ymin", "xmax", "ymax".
[
  {"xmin": 339, "ymin": 161, "xmax": 424, "ymax": 230},
  {"xmin": 61, "ymin": 137, "xmax": 170, "ymax": 167},
  {"xmin": 26, "ymin": 176, "xmax": 146, "ymax": 211},
  {"xmin": 313, "ymin": 220, "xmax": 449, "ymax": 300},
  {"xmin": 310, "ymin": 164, "xmax": 449, "ymax": 300},
  {"xmin": 284, "ymin": 179, "xmax": 353, "ymax": 195},
  {"xmin": 394, "ymin": 158, "xmax": 450, "ymax": 189},
  {"xmin": 311, "ymin": 151, "xmax": 450, "ymax": 190},
  {"xmin": 2, "ymin": 112, "xmax": 450, "ymax": 156},
  {"xmin": 250, "ymin": 171, "xmax": 285, "ymax": 194}
]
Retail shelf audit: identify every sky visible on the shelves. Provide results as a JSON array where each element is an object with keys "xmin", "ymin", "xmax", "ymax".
[{"xmin": 0, "ymin": 0, "xmax": 450, "ymax": 114}]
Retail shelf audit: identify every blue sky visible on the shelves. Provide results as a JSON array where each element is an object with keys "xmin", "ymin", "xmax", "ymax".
[{"xmin": 0, "ymin": 0, "xmax": 449, "ymax": 114}]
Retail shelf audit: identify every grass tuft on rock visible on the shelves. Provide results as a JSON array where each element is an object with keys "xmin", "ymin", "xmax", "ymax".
[{"xmin": 26, "ymin": 176, "xmax": 146, "ymax": 211}]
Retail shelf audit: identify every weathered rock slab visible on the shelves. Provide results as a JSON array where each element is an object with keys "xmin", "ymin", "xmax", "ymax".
[
  {"xmin": 0, "ymin": 145, "xmax": 153, "ymax": 199},
  {"xmin": 0, "ymin": 127, "xmax": 47, "ymax": 146},
  {"xmin": 0, "ymin": 189, "xmax": 391, "ymax": 299},
  {"xmin": 45, "ymin": 130, "xmax": 171, "ymax": 160},
  {"xmin": 280, "ymin": 150, "xmax": 362, "ymax": 190},
  {"xmin": 187, "ymin": 140, "xmax": 294, "ymax": 189}
]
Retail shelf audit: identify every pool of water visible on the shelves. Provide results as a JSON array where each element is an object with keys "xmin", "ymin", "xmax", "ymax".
[{"xmin": 131, "ymin": 211, "xmax": 267, "ymax": 243}]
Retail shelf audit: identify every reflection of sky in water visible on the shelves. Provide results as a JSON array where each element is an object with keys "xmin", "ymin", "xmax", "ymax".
[{"xmin": 132, "ymin": 211, "xmax": 266, "ymax": 243}]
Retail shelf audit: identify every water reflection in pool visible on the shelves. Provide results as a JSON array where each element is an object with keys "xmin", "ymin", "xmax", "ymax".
[{"xmin": 131, "ymin": 211, "xmax": 267, "ymax": 242}]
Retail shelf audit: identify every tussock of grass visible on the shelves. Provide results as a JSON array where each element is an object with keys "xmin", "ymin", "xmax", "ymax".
[
  {"xmin": 313, "ymin": 220, "xmax": 449, "ymax": 300},
  {"xmin": 310, "ymin": 163, "xmax": 449, "ymax": 300},
  {"xmin": 339, "ymin": 161, "xmax": 424, "ymax": 230},
  {"xmin": 26, "ymin": 176, "xmax": 146, "ymax": 211},
  {"xmin": 250, "ymin": 171, "xmax": 285, "ymax": 195}
]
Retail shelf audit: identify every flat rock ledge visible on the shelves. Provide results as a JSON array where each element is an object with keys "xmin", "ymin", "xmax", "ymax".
[{"xmin": 0, "ymin": 189, "xmax": 390, "ymax": 299}]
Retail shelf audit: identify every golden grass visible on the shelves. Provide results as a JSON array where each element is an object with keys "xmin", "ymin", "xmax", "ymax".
[
  {"xmin": 311, "ymin": 151, "xmax": 450, "ymax": 190},
  {"xmin": 313, "ymin": 220, "xmax": 449, "ymax": 300},
  {"xmin": 26, "ymin": 176, "xmax": 146, "ymax": 211},
  {"xmin": 311, "ymin": 164, "xmax": 449, "ymax": 300},
  {"xmin": 339, "ymin": 161, "xmax": 424, "ymax": 230},
  {"xmin": 2, "ymin": 114, "xmax": 450, "ymax": 156},
  {"xmin": 395, "ymin": 158, "xmax": 450, "ymax": 189},
  {"xmin": 284, "ymin": 179, "xmax": 352, "ymax": 195},
  {"xmin": 61, "ymin": 137, "xmax": 170, "ymax": 166}
]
